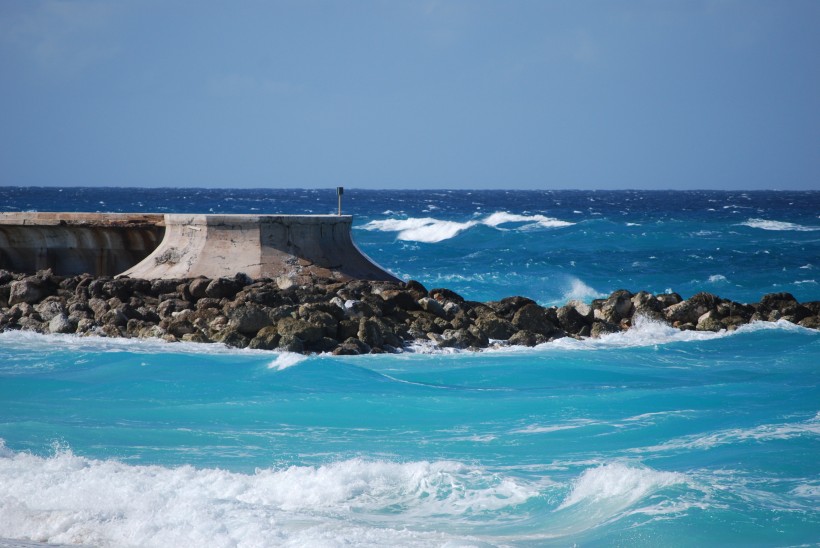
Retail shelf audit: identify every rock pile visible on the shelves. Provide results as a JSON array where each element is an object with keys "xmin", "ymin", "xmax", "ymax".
[{"xmin": 0, "ymin": 269, "xmax": 818, "ymax": 354}]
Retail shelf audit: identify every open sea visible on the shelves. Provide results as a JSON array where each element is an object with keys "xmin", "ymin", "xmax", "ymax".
[{"xmin": 1, "ymin": 187, "xmax": 819, "ymax": 547}]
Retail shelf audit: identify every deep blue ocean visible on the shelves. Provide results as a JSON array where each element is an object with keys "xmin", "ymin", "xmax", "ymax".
[{"xmin": 1, "ymin": 188, "xmax": 819, "ymax": 547}]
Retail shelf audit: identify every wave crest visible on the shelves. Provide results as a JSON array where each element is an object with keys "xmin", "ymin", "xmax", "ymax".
[
  {"xmin": 361, "ymin": 212, "xmax": 574, "ymax": 243},
  {"xmin": 740, "ymin": 218, "xmax": 820, "ymax": 232}
]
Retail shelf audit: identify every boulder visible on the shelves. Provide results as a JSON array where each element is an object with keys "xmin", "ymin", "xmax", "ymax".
[
  {"xmin": 595, "ymin": 290, "xmax": 634, "ymax": 324},
  {"xmin": 248, "ymin": 326, "xmax": 281, "ymax": 350},
  {"xmin": 512, "ymin": 303, "xmax": 559, "ymax": 337},
  {"xmin": 332, "ymin": 337, "xmax": 371, "ymax": 355},
  {"xmin": 277, "ymin": 317, "xmax": 323, "ymax": 344},
  {"xmin": 9, "ymin": 279, "xmax": 50, "ymax": 306},
  {"xmin": 557, "ymin": 304, "xmax": 589, "ymax": 334},
  {"xmin": 474, "ymin": 315, "xmax": 517, "ymax": 340},
  {"xmin": 418, "ymin": 297, "xmax": 446, "ymax": 318},
  {"xmin": 508, "ymin": 330, "xmax": 547, "ymax": 347},
  {"xmin": 227, "ymin": 304, "xmax": 272, "ymax": 336},
  {"xmin": 590, "ymin": 321, "xmax": 620, "ymax": 338},
  {"xmin": 205, "ymin": 277, "xmax": 243, "ymax": 300},
  {"xmin": 187, "ymin": 277, "xmax": 211, "ymax": 300},
  {"xmin": 48, "ymin": 313, "xmax": 74, "ymax": 334},
  {"xmin": 487, "ymin": 296, "xmax": 537, "ymax": 320}
]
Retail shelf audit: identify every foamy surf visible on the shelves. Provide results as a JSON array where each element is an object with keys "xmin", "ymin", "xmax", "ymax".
[
  {"xmin": 361, "ymin": 211, "xmax": 574, "ymax": 243},
  {"xmin": 267, "ymin": 352, "xmax": 307, "ymax": 370},
  {"xmin": 0, "ymin": 443, "xmax": 545, "ymax": 547},
  {"xmin": 740, "ymin": 218, "xmax": 820, "ymax": 231}
]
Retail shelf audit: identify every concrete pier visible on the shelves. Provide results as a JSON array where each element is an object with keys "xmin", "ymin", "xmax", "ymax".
[
  {"xmin": 0, "ymin": 213, "xmax": 164, "ymax": 277},
  {"xmin": 122, "ymin": 214, "xmax": 398, "ymax": 281},
  {"xmin": 0, "ymin": 212, "xmax": 398, "ymax": 282}
]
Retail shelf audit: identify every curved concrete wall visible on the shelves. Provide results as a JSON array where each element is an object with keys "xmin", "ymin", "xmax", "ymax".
[
  {"xmin": 122, "ymin": 214, "xmax": 399, "ymax": 282},
  {"xmin": 0, "ymin": 213, "xmax": 164, "ymax": 276},
  {"xmin": 0, "ymin": 212, "xmax": 398, "ymax": 282}
]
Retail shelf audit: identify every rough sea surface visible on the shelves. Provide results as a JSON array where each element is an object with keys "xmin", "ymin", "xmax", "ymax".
[{"xmin": 1, "ymin": 188, "xmax": 818, "ymax": 547}]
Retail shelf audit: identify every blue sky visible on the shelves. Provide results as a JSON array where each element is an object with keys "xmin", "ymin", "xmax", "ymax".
[{"xmin": 0, "ymin": 1, "xmax": 817, "ymax": 190}]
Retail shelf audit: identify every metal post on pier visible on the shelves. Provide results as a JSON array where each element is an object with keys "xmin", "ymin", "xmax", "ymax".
[{"xmin": 337, "ymin": 186, "xmax": 344, "ymax": 215}]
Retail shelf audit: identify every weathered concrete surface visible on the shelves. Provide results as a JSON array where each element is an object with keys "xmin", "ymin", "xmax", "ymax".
[
  {"xmin": 122, "ymin": 214, "xmax": 399, "ymax": 282},
  {"xmin": 0, "ymin": 213, "xmax": 164, "ymax": 276},
  {"xmin": 0, "ymin": 212, "xmax": 397, "ymax": 282}
]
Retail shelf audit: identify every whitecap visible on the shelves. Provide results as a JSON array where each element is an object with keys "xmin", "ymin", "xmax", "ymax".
[
  {"xmin": 0, "ymin": 447, "xmax": 543, "ymax": 547},
  {"xmin": 560, "ymin": 277, "xmax": 605, "ymax": 303},
  {"xmin": 267, "ymin": 352, "xmax": 307, "ymax": 370},
  {"xmin": 740, "ymin": 218, "xmax": 820, "ymax": 231},
  {"xmin": 361, "ymin": 211, "xmax": 574, "ymax": 243},
  {"xmin": 558, "ymin": 462, "xmax": 687, "ymax": 511},
  {"xmin": 361, "ymin": 217, "xmax": 478, "ymax": 243},
  {"xmin": 635, "ymin": 413, "xmax": 820, "ymax": 454},
  {"xmin": 707, "ymin": 274, "xmax": 728, "ymax": 283}
]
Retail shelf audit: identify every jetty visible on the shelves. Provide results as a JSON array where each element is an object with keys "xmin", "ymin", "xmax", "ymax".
[{"xmin": 0, "ymin": 212, "xmax": 398, "ymax": 282}]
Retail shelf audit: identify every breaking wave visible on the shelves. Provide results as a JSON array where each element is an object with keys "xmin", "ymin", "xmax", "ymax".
[
  {"xmin": 361, "ymin": 212, "xmax": 574, "ymax": 243},
  {"xmin": 740, "ymin": 218, "xmax": 820, "ymax": 232}
]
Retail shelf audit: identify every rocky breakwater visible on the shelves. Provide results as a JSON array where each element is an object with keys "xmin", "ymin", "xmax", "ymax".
[{"xmin": 0, "ymin": 269, "xmax": 818, "ymax": 354}]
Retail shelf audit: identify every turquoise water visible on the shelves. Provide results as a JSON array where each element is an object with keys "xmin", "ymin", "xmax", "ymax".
[{"xmin": 1, "ymin": 189, "xmax": 819, "ymax": 546}]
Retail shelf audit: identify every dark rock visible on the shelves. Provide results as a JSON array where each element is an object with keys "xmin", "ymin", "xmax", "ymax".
[
  {"xmin": 248, "ymin": 326, "xmax": 281, "ymax": 350},
  {"xmin": 508, "ymin": 330, "xmax": 547, "ymax": 347},
  {"xmin": 101, "ymin": 308, "xmax": 128, "ymax": 327},
  {"xmin": 358, "ymin": 318, "xmax": 384, "ymax": 349},
  {"xmin": 227, "ymin": 304, "xmax": 272, "ymax": 336},
  {"xmin": 474, "ymin": 315, "xmax": 516, "ymax": 340},
  {"xmin": 48, "ymin": 313, "xmax": 74, "ymax": 334},
  {"xmin": 157, "ymin": 298, "xmax": 191, "ymax": 319},
  {"xmin": 429, "ymin": 287, "xmax": 465, "ymax": 304},
  {"xmin": 403, "ymin": 280, "xmax": 428, "ymax": 300},
  {"xmin": 150, "ymin": 279, "xmax": 180, "ymax": 297},
  {"xmin": 590, "ymin": 321, "xmax": 620, "ymax": 338},
  {"xmin": 656, "ymin": 293, "xmax": 683, "ymax": 308},
  {"xmin": 430, "ymin": 328, "xmax": 479, "ymax": 349},
  {"xmin": 696, "ymin": 311, "xmax": 723, "ymax": 332},
  {"xmin": 595, "ymin": 290, "xmax": 634, "ymax": 324},
  {"xmin": 215, "ymin": 328, "xmax": 250, "ymax": 348},
  {"xmin": 306, "ymin": 337, "xmax": 340, "ymax": 353},
  {"xmin": 798, "ymin": 316, "xmax": 820, "ymax": 329},
  {"xmin": 487, "ymin": 296, "xmax": 537, "ymax": 320},
  {"xmin": 188, "ymin": 277, "xmax": 211, "ymax": 300},
  {"xmin": 557, "ymin": 304, "xmax": 589, "ymax": 334},
  {"xmin": 167, "ymin": 320, "xmax": 196, "ymax": 337},
  {"xmin": 9, "ymin": 278, "xmax": 51, "ymax": 306},
  {"xmin": 277, "ymin": 317, "xmax": 323, "ymax": 344},
  {"xmin": 379, "ymin": 289, "xmax": 420, "ymax": 312},
  {"xmin": 277, "ymin": 334, "xmax": 305, "ymax": 353},
  {"xmin": 512, "ymin": 303, "xmax": 559, "ymax": 337},
  {"xmin": 758, "ymin": 292, "xmax": 798, "ymax": 313},
  {"xmin": 205, "ymin": 277, "xmax": 242, "ymax": 300},
  {"xmin": 34, "ymin": 299, "xmax": 66, "ymax": 322},
  {"xmin": 418, "ymin": 297, "xmax": 446, "ymax": 318},
  {"xmin": 332, "ymin": 337, "xmax": 371, "ymax": 355}
]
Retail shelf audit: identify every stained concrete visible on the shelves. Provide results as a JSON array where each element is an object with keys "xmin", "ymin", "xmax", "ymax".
[
  {"xmin": 0, "ymin": 213, "xmax": 398, "ymax": 282},
  {"xmin": 122, "ymin": 214, "xmax": 399, "ymax": 282},
  {"xmin": 0, "ymin": 213, "xmax": 164, "ymax": 276}
]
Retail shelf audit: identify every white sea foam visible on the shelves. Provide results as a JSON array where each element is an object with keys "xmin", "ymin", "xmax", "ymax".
[
  {"xmin": 361, "ymin": 211, "xmax": 574, "ymax": 243},
  {"xmin": 635, "ymin": 413, "xmax": 820, "ymax": 454},
  {"xmin": 740, "ymin": 218, "xmax": 820, "ymax": 231},
  {"xmin": 707, "ymin": 274, "xmax": 728, "ymax": 283},
  {"xmin": 560, "ymin": 277, "xmax": 605, "ymax": 303},
  {"xmin": 362, "ymin": 217, "xmax": 479, "ymax": 243},
  {"xmin": 0, "ymin": 445, "xmax": 541, "ymax": 547},
  {"xmin": 267, "ymin": 352, "xmax": 307, "ymax": 370},
  {"xmin": 558, "ymin": 463, "xmax": 687, "ymax": 511}
]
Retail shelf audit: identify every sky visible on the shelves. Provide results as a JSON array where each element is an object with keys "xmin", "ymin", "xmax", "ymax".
[{"xmin": 0, "ymin": 1, "xmax": 817, "ymax": 190}]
